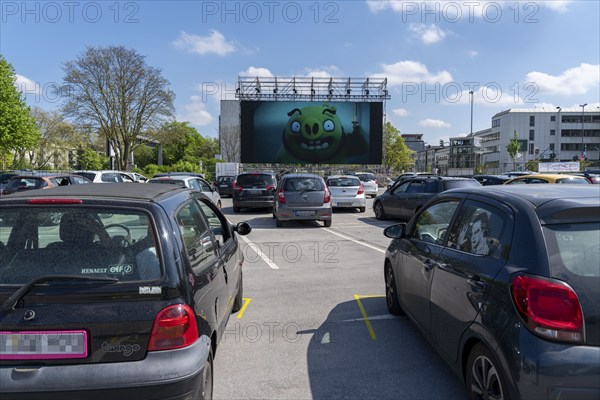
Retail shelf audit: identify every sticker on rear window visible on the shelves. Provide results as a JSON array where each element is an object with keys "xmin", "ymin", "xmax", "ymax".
[{"xmin": 139, "ymin": 286, "xmax": 161, "ymax": 294}]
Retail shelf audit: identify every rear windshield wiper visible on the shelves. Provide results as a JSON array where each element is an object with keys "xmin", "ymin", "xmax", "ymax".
[{"xmin": 1, "ymin": 275, "xmax": 118, "ymax": 314}]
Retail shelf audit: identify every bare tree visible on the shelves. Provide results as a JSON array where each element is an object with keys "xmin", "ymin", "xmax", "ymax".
[
  {"xmin": 220, "ymin": 125, "xmax": 241, "ymax": 162},
  {"xmin": 59, "ymin": 46, "xmax": 175, "ymax": 170}
]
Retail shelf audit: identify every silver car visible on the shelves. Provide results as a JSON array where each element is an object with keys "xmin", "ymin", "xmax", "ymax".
[
  {"xmin": 148, "ymin": 175, "xmax": 222, "ymax": 208},
  {"xmin": 273, "ymin": 174, "xmax": 332, "ymax": 227},
  {"xmin": 326, "ymin": 175, "xmax": 366, "ymax": 213}
]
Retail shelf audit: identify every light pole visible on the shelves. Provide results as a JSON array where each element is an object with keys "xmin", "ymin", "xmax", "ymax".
[
  {"xmin": 580, "ymin": 103, "xmax": 587, "ymax": 160},
  {"xmin": 469, "ymin": 90, "xmax": 474, "ymax": 135},
  {"xmin": 556, "ymin": 106, "xmax": 561, "ymax": 161}
]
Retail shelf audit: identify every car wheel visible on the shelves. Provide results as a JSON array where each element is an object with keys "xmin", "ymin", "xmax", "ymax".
[
  {"xmin": 374, "ymin": 202, "xmax": 386, "ymax": 220},
  {"xmin": 385, "ymin": 263, "xmax": 403, "ymax": 315},
  {"xmin": 275, "ymin": 218, "xmax": 283, "ymax": 227},
  {"xmin": 199, "ymin": 350, "xmax": 213, "ymax": 400},
  {"xmin": 233, "ymin": 206, "xmax": 240, "ymax": 213},
  {"xmin": 232, "ymin": 273, "xmax": 243, "ymax": 313},
  {"xmin": 359, "ymin": 207, "xmax": 366, "ymax": 213},
  {"xmin": 466, "ymin": 343, "xmax": 508, "ymax": 400},
  {"xmin": 323, "ymin": 219, "xmax": 332, "ymax": 227}
]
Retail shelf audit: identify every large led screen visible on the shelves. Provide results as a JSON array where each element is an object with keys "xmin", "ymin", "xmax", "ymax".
[{"xmin": 240, "ymin": 101, "xmax": 383, "ymax": 164}]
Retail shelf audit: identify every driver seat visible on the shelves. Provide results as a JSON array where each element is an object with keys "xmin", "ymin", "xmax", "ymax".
[{"xmin": 47, "ymin": 212, "xmax": 105, "ymax": 251}]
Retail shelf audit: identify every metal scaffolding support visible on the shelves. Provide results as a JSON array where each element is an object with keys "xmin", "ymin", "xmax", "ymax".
[{"xmin": 235, "ymin": 76, "xmax": 390, "ymax": 102}]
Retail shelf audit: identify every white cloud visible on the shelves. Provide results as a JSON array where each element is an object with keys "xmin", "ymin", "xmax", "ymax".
[
  {"xmin": 419, "ymin": 119, "xmax": 451, "ymax": 128},
  {"xmin": 525, "ymin": 63, "xmax": 600, "ymax": 96},
  {"xmin": 177, "ymin": 97, "xmax": 214, "ymax": 127},
  {"xmin": 14, "ymin": 74, "xmax": 41, "ymax": 96},
  {"xmin": 173, "ymin": 30, "xmax": 235, "ymax": 56},
  {"xmin": 392, "ymin": 108, "xmax": 409, "ymax": 117},
  {"xmin": 239, "ymin": 66, "xmax": 274, "ymax": 78},
  {"xmin": 445, "ymin": 87, "xmax": 526, "ymax": 107},
  {"xmin": 371, "ymin": 60, "xmax": 453, "ymax": 86},
  {"xmin": 409, "ymin": 23, "xmax": 447, "ymax": 44},
  {"xmin": 466, "ymin": 50, "xmax": 478, "ymax": 58},
  {"xmin": 302, "ymin": 66, "xmax": 341, "ymax": 78},
  {"xmin": 542, "ymin": 1, "xmax": 572, "ymax": 12}
]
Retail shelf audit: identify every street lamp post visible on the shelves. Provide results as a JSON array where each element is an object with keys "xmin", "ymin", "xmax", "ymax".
[
  {"xmin": 580, "ymin": 103, "xmax": 587, "ymax": 160},
  {"xmin": 469, "ymin": 91, "xmax": 474, "ymax": 135},
  {"xmin": 556, "ymin": 106, "xmax": 561, "ymax": 161}
]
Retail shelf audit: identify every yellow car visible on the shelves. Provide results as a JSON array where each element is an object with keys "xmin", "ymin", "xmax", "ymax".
[{"xmin": 504, "ymin": 173, "xmax": 591, "ymax": 184}]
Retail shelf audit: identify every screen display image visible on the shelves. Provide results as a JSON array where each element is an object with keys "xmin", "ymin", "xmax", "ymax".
[{"xmin": 240, "ymin": 101, "xmax": 383, "ymax": 164}]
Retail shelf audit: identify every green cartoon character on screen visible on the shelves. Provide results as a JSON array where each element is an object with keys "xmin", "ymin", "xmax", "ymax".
[{"xmin": 275, "ymin": 104, "xmax": 368, "ymax": 163}]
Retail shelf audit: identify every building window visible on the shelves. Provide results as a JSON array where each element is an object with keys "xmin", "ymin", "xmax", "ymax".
[
  {"xmin": 529, "ymin": 143, "xmax": 535, "ymax": 155},
  {"xmin": 550, "ymin": 116, "xmax": 556, "ymax": 122},
  {"xmin": 492, "ymin": 119, "xmax": 500, "ymax": 128},
  {"xmin": 529, "ymin": 130, "xmax": 535, "ymax": 140},
  {"xmin": 550, "ymin": 129, "xmax": 555, "ymax": 136},
  {"xmin": 549, "ymin": 143, "xmax": 555, "ymax": 151},
  {"xmin": 529, "ymin": 116, "xmax": 535, "ymax": 127}
]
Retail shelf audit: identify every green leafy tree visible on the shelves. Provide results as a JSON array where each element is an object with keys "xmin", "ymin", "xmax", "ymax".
[
  {"xmin": 383, "ymin": 122, "xmax": 413, "ymax": 174},
  {"xmin": 506, "ymin": 131, "xmax": 520, "ymax": 171},
  {"xmin": 0, "ymin": 56, "xmax": 39, "ymax": 169},
  {"xmin": 59, "ymin": 46, "xmax": 175, "ymax": 171},
  {"xmin": 76, "ymin": 146, "xmax": 106, "ymax": 170}
]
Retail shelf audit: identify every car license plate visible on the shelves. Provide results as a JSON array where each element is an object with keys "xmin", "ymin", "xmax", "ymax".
[
  {"xmin": 295, "ymin": 210, "xmax": 316, "ymax": 217},
  {"xmin": 247, "ymin": 189, "xmax": 262, "ymax": 194},
  {"xmin": 0, "ymin": 330, "xmax": 88, "ymax": 360},
  {"xmin": 220, "ymin": 184, "xmax": 228, "ymax": 187},
  {"xmin": 336, "ymin": 202, "xmax": 352, "ymax": 206}
]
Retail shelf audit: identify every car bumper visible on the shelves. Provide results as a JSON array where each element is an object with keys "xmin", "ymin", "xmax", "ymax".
[
  {"xmin": 0, "ymin": 337, "xmax": 211, "ymax": 400},
  {"xmin": 510, "ymin": 327, "xmax": 600, "ymax": 400},
  {"xmin": 234, "ymin": 199, "xmax": 274, "ymax": 209},
  {"xmin": 330, "ymin": 197, "xmax": 366, "ymax": 208},
  {"xmin": 276, "ymin": 207, "xmax": 332, "ymax": 221}
]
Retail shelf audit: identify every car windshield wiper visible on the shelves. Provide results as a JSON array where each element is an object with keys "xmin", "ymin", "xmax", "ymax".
[{"xmin": 1, "ymin": 275, "xmax": 119, "ymax": 314}]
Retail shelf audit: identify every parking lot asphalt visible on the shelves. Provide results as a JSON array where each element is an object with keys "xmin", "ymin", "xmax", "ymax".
[{"xmin": 214, "ymin": 192, "xmax": 467, "ymax": 399}]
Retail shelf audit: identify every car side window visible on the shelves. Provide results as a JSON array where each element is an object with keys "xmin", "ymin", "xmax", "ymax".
[
  {"xmin": 196, "ymin": 198, "xmax": 230, "ymax": 247},
  {"xmin": 199, "ymin": 180, "xmax": 212, "ymax": 192},
  {"xmin": 406, "ymin": 181, "xmax": 423, "ymax": 193},
  {"xmin": 422, "ymin": 180, "xmax": 439, "ymax": 193},
  {"xmin": 176, "ymin": 201, "xmax": 216, "ymax": 272},
  {"xmin": 410, "ymin": 201, "xmax": 460, "ymax": 244},
  {"xmin": 447, "ymin": 201, "xmax": 507, "ymax": 258},
  {"xmin": 391, "ymin": 181, "xmax": 410, "ymax": 195}
]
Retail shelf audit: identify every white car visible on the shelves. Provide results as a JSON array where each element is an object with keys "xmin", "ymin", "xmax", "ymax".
[
  {"xmin": 148, "ymin": 175, "xmax": 222, "ymax": 208},
  {"xmin": 74, "ymin": 170, "xmax": 136, "ymax": 183},
  {"xmin": 355, "ymin": 172, "xmax": 379, "ymax": 198},
  {"xmin": 326, "ymin": 175, "xmax": 366, "ymax": 213}
]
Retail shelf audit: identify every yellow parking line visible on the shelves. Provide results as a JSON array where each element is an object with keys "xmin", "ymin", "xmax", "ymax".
[
  {"xmin": 236, "ymin": 298, "xmax": 252, "ymax": 319},
  {"xmin": 354, "ymin": 294, "xmax": 379, "ymax": 341}
]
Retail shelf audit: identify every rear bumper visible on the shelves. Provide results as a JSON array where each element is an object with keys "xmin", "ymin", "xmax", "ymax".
[
  {"xmin": 331, "ymin": 197, "xmax": 366, "ymax": 208},
  {"xmin": 233, "ymin": 199, "xmax": 274, "ymax": 209},
  {"xmin": 0, "ymin": 337, "xmax": 211, "ymax": 400},
  {"xmin": 276, "ymin": 207, "xmax": 332, "ymax": 221}
]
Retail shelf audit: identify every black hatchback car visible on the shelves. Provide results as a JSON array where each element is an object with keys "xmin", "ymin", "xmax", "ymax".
[
  {"xmin": 383, "ymin": 185, "xmax": 600, "ymax": 399},
  {"xmin": 373, "ymin": 176, "xmax": 481, "ymax": 220},
  {"xmin": 0, "ymin": 184, "xmax": 251, "ymax": 399},
  {"xmin": 215, "ymin": 175, "xmax": 236, "ymax": 197},
  {"xmin": 232, "ymin": 172, "xmax": 277, "ymax": 213}
]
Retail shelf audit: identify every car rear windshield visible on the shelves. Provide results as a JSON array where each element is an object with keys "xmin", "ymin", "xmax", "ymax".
[
  {"xmin": 327, "ymin": 177, "xmax": 360, "ymax": 187},
  {"xmin": 5, "ymin": 177, "xmax": 47, "ymax": 190},
  {"xmin": 556, "ymin": 178, "xmax": 590, "ymax": 184},
  {"xmin": 77, "ymin": 172, "xmax": 96, "ymax": 182},
  {"xmin": 236, "ymin": 174, "xmax": 275, "ymax": 187},
  {"xmin": 543, "ymin": 222, "xmax": 600, "ymax": 278},
  {"xmin": 356, "ymin": 174, "xmax": 376, "ymax": 182},
  {"xmin": 443, "ymin": 180, "xmax": 481, "ymax": 190},
  {"xmin": 217, "ymin": 176, "xmax": 235, "ymax": 183},
  {"xmin": 283, "ymin": 177, "xmax": 325, "ymax": 191},
  {"xmin": 0, "ymin": 207, "xmax": 162, "ymax": 285}
]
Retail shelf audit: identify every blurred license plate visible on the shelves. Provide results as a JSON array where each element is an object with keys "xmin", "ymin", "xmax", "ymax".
[
  {"xmin": 246, "ymin": 189, "xmax": 262, "ymax": 194},
  {"xmin": 219, "ymin": 184, "xmax": 228, "ymax": 187},
  {"xmin": 336, "ymin": 202, "xmax": 352, "ymax": 206},
  {"xmin": 0, "ymin": 330, "xmax": 88, "ymax": 360},
  {"xmin": 295, "ymin": 210, "xmax": 316, "ymax": 217}
]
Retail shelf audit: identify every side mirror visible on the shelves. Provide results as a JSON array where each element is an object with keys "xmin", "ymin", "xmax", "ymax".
[
  {"xmin": 233, "ymin": 221, "xmax": 252, "ymax": 236},
  {"xmin": 383, "ymin": 223, "xmax": 406, "ymax": 239}
]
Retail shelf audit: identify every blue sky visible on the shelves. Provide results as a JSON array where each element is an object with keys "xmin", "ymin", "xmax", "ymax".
[{"xmin": 2, "ymin": 0, "xmax": 599, "ymax": 145}]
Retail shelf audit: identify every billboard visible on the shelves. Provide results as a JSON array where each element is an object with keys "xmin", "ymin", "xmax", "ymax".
[{"xmin": 240, "ymin": 101, "xmax": 383, "ymax": 164}]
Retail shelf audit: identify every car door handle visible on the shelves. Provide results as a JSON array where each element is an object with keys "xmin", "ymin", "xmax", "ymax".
[{"xmin": 467, "ymin": 275, "xmax": 487, "ymax": 289}]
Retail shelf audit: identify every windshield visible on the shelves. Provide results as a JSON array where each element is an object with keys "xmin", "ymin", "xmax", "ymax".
[{"xmin": 0, "ymin": 207, "xmax": 162, "ymax": 285}]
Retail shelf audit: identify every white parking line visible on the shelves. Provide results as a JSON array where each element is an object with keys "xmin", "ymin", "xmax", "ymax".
[
  {"xmin": 239, "ymin": 235, "xmax": 280, "ymax": 270},
  {"xmin": 322, "ymin": 228, "xmax": 386, "ymax": 254}
]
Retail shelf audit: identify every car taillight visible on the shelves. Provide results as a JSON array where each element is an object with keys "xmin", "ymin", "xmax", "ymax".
[
  {"xmin": 233, "ymin": 182, "xmax": 243, "ymax": 191},
  {"xmin": 26, "ymin": 198, "xmax": 83, "ymax": 204},
  {"xmin": 277, "ymin": 189, "xmax": 286, "ymax": 204},
  {"xmin": 374, "ymin": 179, "xmax": 378, "ymax": 185},
  {"xmin": 511, "ymin": 274, "xmax": 584, "ymax": 343},
  {"xmin": 324, "ymin": 188, "xmax": 330, "ymax": 203},
  {"xmin": 357, "ymin": 183, "xmax": 364, "ymax": 195},
  {"xmin": 148, "ymin": 304, "xmax": 199, "ymax": 351},
  {"xmin": 266, "ymin": 185, "xmax": 276, "ymax": 191}
]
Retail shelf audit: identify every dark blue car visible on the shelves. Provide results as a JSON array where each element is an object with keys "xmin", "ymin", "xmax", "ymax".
[{"xmin": 383, "ymin": 185, "xmax": 600, "ymax": 399}]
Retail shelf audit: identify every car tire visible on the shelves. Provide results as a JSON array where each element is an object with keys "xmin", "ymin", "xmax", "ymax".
[
  {"xmin": 323, "ymin": 220, "xmax": 332, "ymax": 227},
  {"xmin": 275, "ymin": 218, "xmax": 283, "ymax": 227},
  {"xmin": 385, "ymin": 263, "xmax": 403, "ymax": 315},
  {"xmin": 374, "ymin": 202, "xmax": 386, "ymax": 220},
  {"xmin": 232, "ymin": 273, "xmax": 243, "ymax": 313},
  {"xmin": 199, "ymin": 350, "xmax": 213, "ymax": 400},
  {"xmin": 233, "ymin": 206, "xmax": 240, "ymax": 213},
  {"xmin": 466, "ymin": 343, "xmax": 508, "ymax": 400},
  {"xmin": 359, "ymin": 207, "xmax": 366, "ymax": 213}
]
